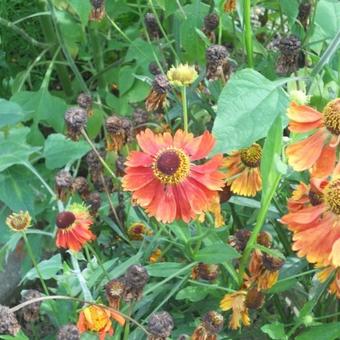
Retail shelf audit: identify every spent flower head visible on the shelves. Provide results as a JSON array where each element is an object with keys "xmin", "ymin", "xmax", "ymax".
[{"xmin": 6, "ymin": 211, "xmax": 31, "ymax": 232}]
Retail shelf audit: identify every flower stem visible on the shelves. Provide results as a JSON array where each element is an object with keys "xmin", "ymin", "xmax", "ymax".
[
  {"xmin": 181, "ymin": 86, "xmax": 188, "ymax": 132},
  {"xmin": 244, "ymin": 0, "xmax": 254, "ymax": 68},
  {"xmin": 22, "ymin": 233, "xmax": 49, "ymax": 296},
  {"xmin": 86, "ymin": 244, "xmax": 111, "ymax": 282}
]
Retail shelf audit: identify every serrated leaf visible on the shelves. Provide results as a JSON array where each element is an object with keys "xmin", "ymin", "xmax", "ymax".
[
  {"xmin": 43, "ymin": 133, "xmax": 91, "ymax": 169},
  {"xmin": 212, "ymin": 69, "xmax": 289, "ymax": 153}
]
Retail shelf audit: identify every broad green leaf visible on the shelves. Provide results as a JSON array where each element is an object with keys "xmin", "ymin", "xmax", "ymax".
[
  {"xmin": 0, "ymin": 166, "xmax": 39, "ymax": 213},
  {"xmin": 176, "ymin": 286, "xmax": 208, "ymax": 302},
  {"xmin": 212, "ymin": 69, "xmax": 289, "ymax": 154},
  {"xmin": 11, "ymin": 89, "xmax": 67, "ymax": 134},
  {"xmin": 280, "ymin": 0, "xmax": 299, "ymax": 26},
  {"xmin": 23, "ymin": 254, "xmax": 62, "ymax": 282},
  {"xmin": 194, "ymin": 244, "xmax": 239, "ymax": 264},
  {"xmin": 0, "ymin": 99, "xmax": 25, "ymax": 128},
  {"xmin": 69, "ymin": 0, "xmax": 91, "ymax": 26},
  {"xmin": 296, "ymin": 322, "xmax": 340, "ymax": 340},
  {"xmin": 0, "ymin": 127, "xmax": 40, "ymax": 172},
  {"xmin": 261, "ymin": 115, "xmax": 283, "ymax": 199},
  {"xmin": 87, "ymin": 108, "xmax": 105, "ymax": 139},
  {"xmin": 119, "ymin": 65, "xmax": 136, "ymax": 95},
  {"xmin": 177, "ymin": 3, "xmax": 209, "ymax": 64},
  {"xmin": 0, "ymin": 331, "xmax": 29, "ymax": 340},
  {"xmin": 261, "ymin": 322, "xmax": 287, "ymax": 340},
  {"xmin": 146, "ymin": 262, "xmax": 187, "ymax": 277},
  {"xmin": 43, "ymin": 133, "xmax": 91, "ymax": 169}
]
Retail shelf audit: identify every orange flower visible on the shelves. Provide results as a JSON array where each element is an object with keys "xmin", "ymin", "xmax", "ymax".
[
  {"xmin": 224, "ymin": 0, "xmax": 236, "ymax": 12},
  {"xmin": 55, "ymin": 204, "xmax": 96, "ymax": 252},
  {"xmin": 224, "ymin": 144, "xmax": 262, "ymax": 197},
  {"xmin": 317, "ymin": 266, "xmax": 340, "ymax": 298},
  {"xmin": 127, "ymin": 222, "xmax": 153, "ymax": 240},
  {"xmin": 198, "ymin": 193, "xmax": 224, "ymax": 227},
  {"xmin": 149, "ymin": 248, "xmax": 162, "ymax": 263},
  {"xmin": 286, "ymin": 99, "xmax": 340, "ymax": 177},
  {"xmin": 77, "ymin": 305, "xmax": 125, "ymax": 340},
  {"xmin": 220, "ymin": 290, "xmax": 250, "ymax": 330},
  {"xmin": 281, "ymin": 163, "xmax": 340, "ymax": 266},
  {"xmin": 122, "ymin": 129, "xmax": 225, "ymax": 223}
]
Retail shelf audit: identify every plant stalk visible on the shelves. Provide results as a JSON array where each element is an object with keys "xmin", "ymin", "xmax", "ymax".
[{"xmin": 244, "ymin": 0, "xmax": 254, "ymax": 68}]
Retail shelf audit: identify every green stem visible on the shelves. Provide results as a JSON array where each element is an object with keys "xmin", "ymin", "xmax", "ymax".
[
  {"xmin": 123, "ymin": 303, "xmax": 134, "ymax": 340},
  {"xmin": 238, "ymin": 175, "xmax": 281, "ymax": 283},
  {"xmin": 181, "ymin": 86, "xmax": 188, "ymax": 132},
  {"xmin": 244, "ymin": 0, "xmax": 254, "ymax": 68},
  {"xmin": 87, "ymin": 244, "xmax": 111, "ymax": 282},
  {"xmin": 22, "ymin": 233, "xmax": 49, "ymax": 296}
]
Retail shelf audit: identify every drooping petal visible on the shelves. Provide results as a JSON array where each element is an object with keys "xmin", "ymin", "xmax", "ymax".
[
  {"xmin": 287, "ymin": 102, "xmax": 322, "ymax": 124},
  {"xmin": 312, "ymin": 144, "xmax": 336, "ymax": 178},
  {"xmin": 330, "ymin": 238, "xmax": 340, "ymax": 267},
  {"xmin": 186, "ymin": 131, "xmax": 216, "ymax": 161},
  {"xmin": 281, "ymin": 204, "xmax": 325, "ymax": 226},
  {"xmin": 286, "ymin": 128, "xmax": 328, "ymax": 172}
]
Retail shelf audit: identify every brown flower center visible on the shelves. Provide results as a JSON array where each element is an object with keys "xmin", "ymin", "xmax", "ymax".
[
  {"xmin": 323, "ymin": 98, "xmax": 340, "ymax": 135},
  {"xmin": 240, "ymin": 144, "xmax": 262, "ymax": 168},
  {"xmin": 325, "ymin": 178, "xmax": 340, "ymax": 215},
  {"xmin": 153, "ymin": 148, "xmax": 190, "ymax": 184},
  {"xmin": 56, "ymin": 211, "xmax": 76, "ymax": 229}
]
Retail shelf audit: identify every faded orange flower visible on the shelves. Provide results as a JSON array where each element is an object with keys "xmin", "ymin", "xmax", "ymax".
[
  {"xmin": 224, "ymin": 144, "xmax": 262, "ymax": 197},
  {"xmin": 286, "ymin": 99, "xmax": 340, "ymax": 177}
]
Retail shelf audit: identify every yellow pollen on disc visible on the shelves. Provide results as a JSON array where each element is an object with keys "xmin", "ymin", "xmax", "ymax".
[
  {"xmin": 325, "ymin": 178, "xmax": 340, "ymax": 215},
  {"xmin": 323, "ymin": 98, "xmax": 340, "ymax": 135},
  {"xmin": 240, "ymin": 143, "xmax": 262, "ymax": 168},
  {"xmin": 153, "ymin": 147, "xmax": 190, "ymax": 185}
]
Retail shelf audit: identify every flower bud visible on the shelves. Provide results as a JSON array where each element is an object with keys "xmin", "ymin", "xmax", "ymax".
[{"xmin": 147, "ymin": 311, "xmax": 174, "ymax": 340}]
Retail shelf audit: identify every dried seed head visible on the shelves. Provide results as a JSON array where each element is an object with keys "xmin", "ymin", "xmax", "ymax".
[
  {"xmin": 105, "ymin": 115, "xmax": 133, "ymax": 152},
  {"xmin": 219, "ymin": 183, "xmax": 233, "ymax": 203},
  {"xmin": 298, "ymin": 1, "xmax": 312, "ymax": 28},
  {"xmin": 147, "ymin": 311, "xmax": 174, "ymax": 339},
  {"xmin": 19, "ymin": 289, "xmax": 42, "ymax": 322},
  {"xmin": 55, "ymin": 170, "xmax": 73, "ymax": 188},
  {"xmin": 92, "ymin": 0, "xmax": 104, "ymax": 8},
  {"xmin": 202, "ymin": 311, "xmax": 224, "ymax": 334},
  {"xmin": 206, "ymin": 45, "xmax": 228, "ymax": 65},
  {"xmin": 152, "ymin": 74, "xmax": 170, "ymax": 94},
  {"xmin": 77, "ymin": 93, "xmax": 93, "ymax": 111},
  {"xmin": 125, "ymin": 264, "xmax": 149, "ymax": 289},
  {"xmin": 192, "ymin": 263, "xmax": 219, "ymax": 281},
  {"xmin": 72, "ymin": 177, "xmax": 90, "ymax": 198},
  {"xmin": 245, "ymin": 288, "xmax": 265, "ymax": 310},
  {"xmin": 262, "ymin": 254, "xmax": 284, "ymax": 272},
  {"xmin": 64, "ymin": 107, "xmax": 87, "ymax": 140},
  {"xmin": 144, "ymin": 13, "xmax": 161, "ymax": 40},
  {"xmin": 92, "ymin": 175, "xmax": 113, "ymax": 193},
  {"xmin": 149, "ymin": 62, "xmax": 162, "ymax": 76},
  {"xmin": 257, "ymin": 231, "xmax": 272, "ymax": 248},
  {"xmin": 133, "ymin": 108, "xmax": 149, "ymax": 127},
  {"xmin": 116, "ymin": 155, "xmax": 126, "ymax": 177},
  {"xmin": 105, "ymin": 279, "xmax": 125, "ymax": 309},
  {"xmin": 86, "ymin": 150, "xmax": 105, "ymax": 174},
  {"xmin": 86, "ymin": 191, "xmax": 101, "ymax": 215},
  {"xmin": 57, "ymin": 324, "xmax": 80, "ymax": 340},
  {"xmin": 90, "ymin": 0, "xmax": 105, "ymax": 21},
  {"xmin": 203, "ymin": 13, "xmax": 219, "ymax": 32},
  {"xmin": 0, "ymin": 305, "xmax": 21, "ymax": 336},
  {"xmin": 229, "ymin": 229, "xmax": 251, "ymax": 252},
  {"xmin": 278, "ymin": 35, "xmax": 301, "ymax": 55}
]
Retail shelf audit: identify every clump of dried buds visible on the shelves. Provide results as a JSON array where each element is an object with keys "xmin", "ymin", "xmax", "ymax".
[
  {"xmin": 202, "ymin": 12, "xmax": 219, "ymax": 43},
  {"xmin": 57, "ymin": 324, "xmax": 80, "ymax": 340},
  {"xmin": 64, "ymin": 107, "xmax": 87, "ymax": 140},
  {"xmin": 19, "ymin": 290, "xmax": 42, "ymax": 322},
  {"xmin": 192, "ymin": 311, "xmax": 224, "ymax": 339},
  {"xmin": 72, "ymin": 176, "xmax": 90, "ymax": 199},
  {"xmin": 147, "ymin": 311, "xmax": 174, "ymax": 340},
  {"xmin": 77, "ymin": 93, "xmax": 93, "ymax": 115},
  {"xmin": 86, "ymin": 191, "xmax": 102, "ymax": 216},
  {"xmin": 123, "ymin": 264, "xmax": 149, "ymax": 301},
  {"xmin": 145, "ymin": 74, "xmax": 170, "ymax": 112},
  {"xmin": 55, "ymin": 170, "xmax": 73, "ymax": 201},
  {"xmin": 192, "ymin": 263, "xmax": 219, "ymax": 281},
  {"xmin": 206, "ymin": 44, "xmax": 231, "ymax": 82},
  {"xmin": 276, "ymin": 35, "xmax": 302, "ymax": 75},
  {"xmin": 105, "ymin": 115, "xmax": 133, "ymax": 152},
  {"xmin": 90, "ymin": 0, "xmax": 105, "ymax": 21},
  {"xmin": 144, "ymin": 13, "xmax": 161, "ymax": 40},
  {"xmin": 0, "ymin": 305, "xmax": 21, "ymax": 336}
]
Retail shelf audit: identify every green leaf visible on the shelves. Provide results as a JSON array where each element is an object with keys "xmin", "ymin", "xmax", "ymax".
[
  {"xmin": 177, "ymin": 3, "xmax": 209, "ymax": 64},
  {"xmin": 0, "ymin": 127, "xmax": 40, "ymax": 172},
  {"xmin": 43, "ymin": 133, "xmax": 91, "ymax": 169},
  {"xmin": 87, "ymin": 108, "xmax": 105, "ymax": 139},
  {"xmin": 296, "ymin": 323, "xmax": 340, "ymax": 340},
  {"xmin": 194, "ymin": 244, "xmax": 239, "ymax": 264},
  {"xmin": 119, "ymin": 65, "xmax": 136, "ymax": 95},
  {"xmin": 261, "ymin": 322, "xmax": 287, "ymax": 340},
  {"xmin": 280, "ymin": 0, "xmax": 299, "ymax": 26},
  {"xmin": 261, "ymin": 115, "xmax": 283, "ymax": 199},
  {"xmin": 69, "ymin": 0, "xmax": 91, "ymax": 26},
  {"xmin": 176, "ymin": 286, "xmax": 208, "ymax": 302},
  {"xmin": 146, "ymin": 262, "xmax": 187, "ymax": 277},
  {"xmin": 0, "ymin": 99, "xmax": 25, "ymax": 128},
  {"xmin": 0, "ymin": 166, "xmax": 39, "ymax": 213},
  {"xmin": 23, "ymin": 254, "xmax": 62, "ymax": 282},
  {"xmin": 212, "ymin": 69, "xmax": 289, "ymax": 154},
  {"xmin": 0, "ymin": 330, "xmax": 29, "ymax": 340}
]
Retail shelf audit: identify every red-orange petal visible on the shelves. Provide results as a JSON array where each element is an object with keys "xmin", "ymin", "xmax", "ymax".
[
  {"xmin": 136, "ymin": 129, "xmax": 162, "ymax": 155},
  {"xmin": 287, "ymin": 102, "xmax": 322, "ymax": 123},
  {"xmin": 311, "ymin": 144, "xmax": 336, "ymax": 178},
  {"xmin": 281, "ymin": 204, "xmax": 325, "ymax": 225},
  {"xmin": 125, "ymin": 151, "xmax": 153, "ymax": 168},
  {"xmin": 188, "ymin": 131, "xmax": 216, "ymax": 161}
]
